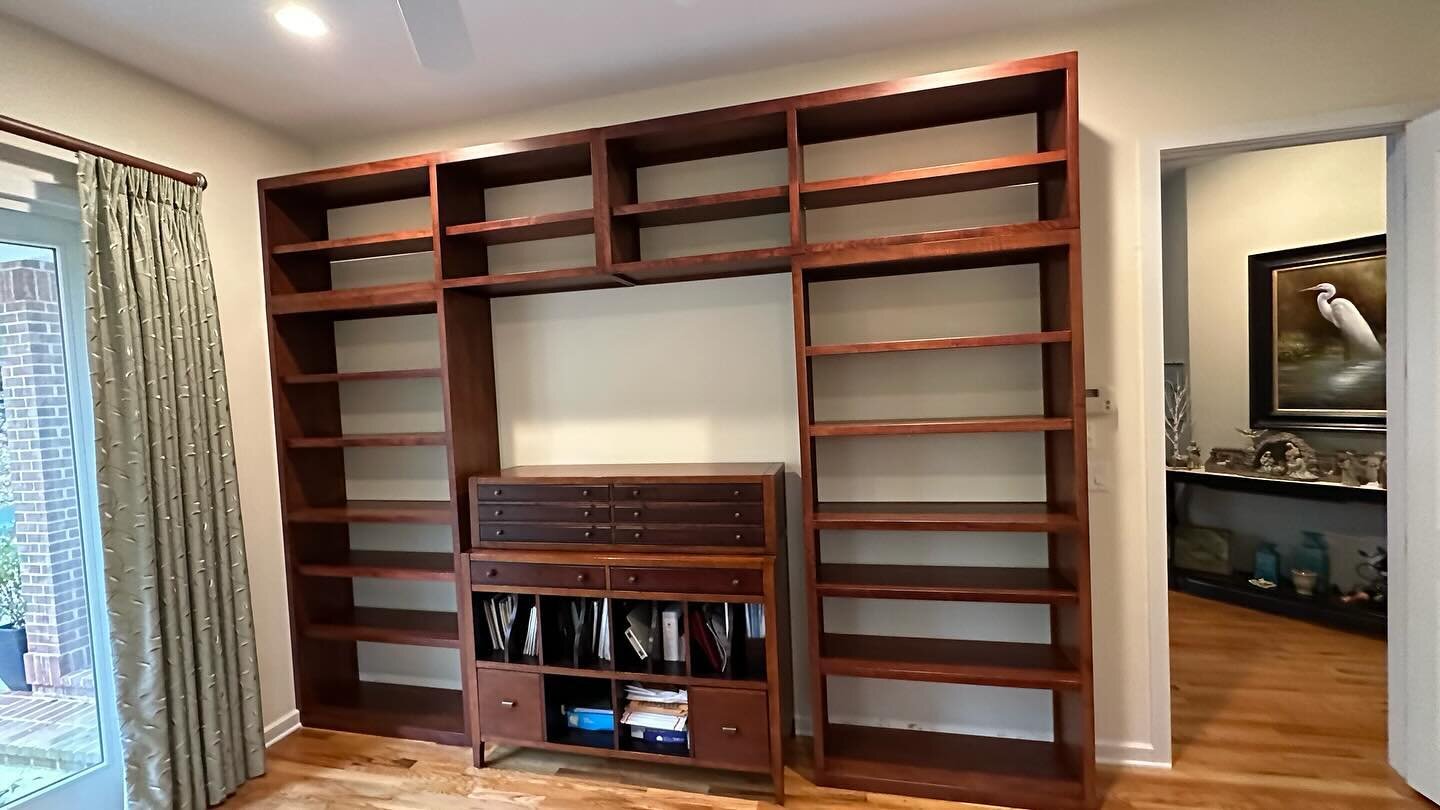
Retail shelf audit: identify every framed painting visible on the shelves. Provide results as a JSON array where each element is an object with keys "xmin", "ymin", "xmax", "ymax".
[{"xmin": 1247, "ymin": 235, "xmax": 1386, "ymax": 432}]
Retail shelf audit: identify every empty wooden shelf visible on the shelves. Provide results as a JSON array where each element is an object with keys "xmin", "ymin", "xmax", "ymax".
[{"xmin": 258, "ymin": 49, "xmax": 1091, "ymax": 809}]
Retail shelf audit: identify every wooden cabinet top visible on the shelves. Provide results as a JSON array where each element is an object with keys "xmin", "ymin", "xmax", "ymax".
[{"xmin": 474, "ymin": 463, "xmax": 784, "ymax": 482}]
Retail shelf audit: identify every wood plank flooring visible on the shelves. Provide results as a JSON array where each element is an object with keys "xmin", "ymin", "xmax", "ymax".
[{"xmin": 225, "ymin": 593, "xmax": 1431, "ymax": 809}]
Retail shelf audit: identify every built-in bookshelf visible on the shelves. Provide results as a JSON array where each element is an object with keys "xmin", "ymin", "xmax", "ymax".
[{"xmin": 257, "ymin": 50, "xmax": 1092, "ymax": 809}]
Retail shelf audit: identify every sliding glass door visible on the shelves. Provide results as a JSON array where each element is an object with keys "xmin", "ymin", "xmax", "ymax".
[{"xmin": 0, "ymin": 172, "xmax": 122, "ymax": 807}]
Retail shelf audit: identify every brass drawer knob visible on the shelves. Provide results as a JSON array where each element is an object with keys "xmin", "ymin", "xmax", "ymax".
[
  {"xmin": 734, "ymin": 533, "xmax": 743, "ymax": 541},
  {"xmin": 732, "ymin": 490, "xmax": 740, "ymax": 496},
  {"xmin": 630, "ymin": 489, "xmax": 640, "ymax": 497},
  {"xmin": 494, "ymin": 529, "xmax": 505, "ymax": 536},
  {"xmin": 632, "ymin": 531, "xmax": 642, "ymax": 539},
  {"xmin": 626, "ymin": 575, "xmax": 638, "ymax": 584},
  {"xmin": 632, "ymin": 510, "xmax": 641, "ymax": 518},
  {"xmin": 581, "ymin": 489, "xmax": 590, "ymax": 497},
  {"xmin": 733, "ymin": 512, "xmax": 741, "ymax": 519},
  {"xmin": 486, "ymin": 569, "xmax": 498, "ymax": 578},
  {"xmin": 731, "ymin": 578, "xmax": 741, "ymax": 587},
  {"xmin": 493, "ymin": 509, "xmax": 503, "ymax": 517},
  {"xmin": 576, "ymin": 574, "xmax": 587, "ymax": 583},
  {"xmin": 493, "ymin": 489, "xmax": 503, "ymax": 496},
  {"xmin": 582, "ymin": 510, "xmax": 592, "ymax": 518}
]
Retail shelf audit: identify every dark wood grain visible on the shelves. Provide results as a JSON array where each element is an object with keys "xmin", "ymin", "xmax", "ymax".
[
  {"xmin": 302, "ymin": 682, "xmax": 465, "ymax": 746},
  {"xmin": 442, "ymin": 267, "xmax": 623, "ymax": 297},
  {"xmin": 304, "ymin": 607, "xmax": 460, "ymax": 648},
  {"xmin": 612, "ymin": 186, "xmax": 788, "ymax": 227},
  {"xmin": 802, "ymin": 150, "xmax": 1066, "ymax": 209},
  {"xmin": 807, "ymin": 329, "xmax": 1071, "ymax": 356},
  {"xmin": 281, "ymin": 367, "xmax": 442, "ymax": 385},
  {"xmin": 611, "ymin": 247, "xmax": 792, "ymax": 285},
  {"xmin": 297, "ymin": 550, "xmax": 455, "ymax": 581},
  {"xmin": 816, "ymin": 564, "xmax": 1078, "ymax": 603},
  {"xmin": 269, "ymin": 282, "xmax": 437, "ymax": 318},
  {"xmin": 808, "ymin": 414, "xmax": 1072, "ymax": 437},
  {"xmin": 287, "ymin": 499, "xmax": 453, "ymax": 524},
  {"xmin": 445, "ymin": 209, "xmax": 595, "ymax": 245},
  {"xmin": 260, "ymin": 157, "xmax": 432, "ymax": 208},
  {"xmin": 286, "ymin": 432, "xmax": 448, "ymax": 448},
  {"xmin": 820, "ymin": 634, "xmax": 1081, "ymax": 689},
  {"xmin": 813, "ymin": 501, "xmax": 1077, "ymax": 532},
  {"xmin": 272, "ymin": 229, "xmax": 434, "ymax": 261}
]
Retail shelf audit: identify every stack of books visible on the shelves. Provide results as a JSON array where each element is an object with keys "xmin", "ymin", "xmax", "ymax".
[
  {"xmin": 620, "ymin": 684, "xmax": 688, "ymax": 749},
  {"xmin": 480, "ymin": 594, "xmax": 536, "ymax": 659},
  {"xmin": 689, "ymin": 604, "xmax": 732, "ymax": 673},
  {"xmin": 553, "ymin": 597, "xmax": 612, "ymax": 667}
]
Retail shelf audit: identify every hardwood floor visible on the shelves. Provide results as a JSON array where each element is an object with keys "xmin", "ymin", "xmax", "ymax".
[{"xmin": 227, "ymin": 592, "xmax": 1430, "ymax": 809}]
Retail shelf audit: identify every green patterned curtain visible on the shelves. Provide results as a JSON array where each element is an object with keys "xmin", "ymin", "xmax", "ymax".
[{"xmin": 78, "ymin": 155, "xmax": 265, "ymax": 809}]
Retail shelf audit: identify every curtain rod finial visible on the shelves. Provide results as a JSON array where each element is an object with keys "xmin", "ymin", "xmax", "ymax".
[{"xmin": 195, "ymin": 172, "xmax": 208, "ymax": 190}]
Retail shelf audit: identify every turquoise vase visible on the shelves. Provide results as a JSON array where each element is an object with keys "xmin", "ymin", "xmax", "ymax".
[
  {"xmin": 1253, "ymin": 542, "xmax": 1281, "ymax": 583},
  {"xmin": 1295, "ymin": 531, "xmax": 1330, "ymax": 594}
]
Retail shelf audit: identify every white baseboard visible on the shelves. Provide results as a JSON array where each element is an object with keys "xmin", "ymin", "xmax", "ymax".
[
  {"xmin": 264, "ymin": 709, "xmax": 302, "ymax": 748},
  {"xmin": 793, "ymin": 714, "xmax": 1171, "ymax": 770}
]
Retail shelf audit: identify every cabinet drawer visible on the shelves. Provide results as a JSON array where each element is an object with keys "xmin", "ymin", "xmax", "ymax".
[
  {"xmin": 478, "ymin": 504, "xmax": 610, "ymax": 523},
  {"xmin": 611, "ymin": 503, "xmax": 764, "ymax": 525},
  {"xmin": 610, "ymin": 566, "xmax": 762, "ymax": 595},
  {"xmin": 474, "ymin": 483, "xmax": 608, "ymax": 502},
  {"xmin": 471, "ymin": 560, "xmax": 604, "ymax": 589},
  {"xmin": 613, "ymin": 525, "xmax": 765, "ymax": 549},
  {"xmin": 477, "ymin": 524, "xmax": 610, "ymax": 544},
  {"xmin": 613, "ymin": 483, "xmax": 761, "ymax": 502},
  {"xmin": 477, "ymin": 670, "xmax": 542, "ymax": 742},
  {"xmin": 690, "ymin": 687, "xmax": 769, "ymax": 770}
]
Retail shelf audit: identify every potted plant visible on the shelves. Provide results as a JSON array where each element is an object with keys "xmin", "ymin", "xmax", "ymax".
[{"xmin": 0, "ymin": 542, "xmax": 28, "ymax": 691}]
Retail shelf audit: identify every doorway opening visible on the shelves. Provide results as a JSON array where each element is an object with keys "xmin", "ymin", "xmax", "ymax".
[{"xmin": 1156, "ymin": 134, "xmax": 1407, "ymax": 801}]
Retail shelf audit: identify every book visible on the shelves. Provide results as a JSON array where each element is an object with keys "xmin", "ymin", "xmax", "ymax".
[
  {"xmin": 565, "ymin": 705, "xmax": 615, "ymax": 732},
  {"xmin": 690, "ymin": 608, "xmax": 722, "ymax": 671},
  {"xmin": 630, "ymin": 726, "xmax": 688, "ymax": 746},
  {"xmin": 661, "ymin": 604, "xmax": 684, "ymax": 662},
  {"xmin": 624, "ymin": 626, "xmax": 649, "ymax": 660}
]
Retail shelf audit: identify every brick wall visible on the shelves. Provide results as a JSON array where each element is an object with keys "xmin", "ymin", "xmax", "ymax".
[{"xmin": 0, "ymin": 259, "xmax": 92, "ymax": 697}]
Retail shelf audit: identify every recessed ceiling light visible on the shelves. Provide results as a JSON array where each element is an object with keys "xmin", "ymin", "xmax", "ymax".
[{"xmin": 274, "ymin": 4, "xmax": 328, "ymax": 38}]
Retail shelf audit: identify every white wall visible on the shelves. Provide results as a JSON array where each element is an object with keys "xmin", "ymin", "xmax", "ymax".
[
  {"xmin": 0, "ymin": 16, "xmax": 314, "ymax": 739},
  {"xmin": 305, "ymin": 0, "xmax": 1440, "ymax": 762},
  {"xmin": 1183, "ymin": 138, "xmax": 1388, "ymax": 454}
]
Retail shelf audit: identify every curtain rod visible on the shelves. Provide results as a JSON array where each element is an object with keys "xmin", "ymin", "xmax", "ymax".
[{"xmin": 0, "ymin": 113, "xmax": 207, "ymax": 189}]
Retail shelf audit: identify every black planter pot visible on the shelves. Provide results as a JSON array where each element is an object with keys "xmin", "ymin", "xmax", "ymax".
[{"xmin": 0, "ymin": 625, "xmax": 28, "ymax": 692}]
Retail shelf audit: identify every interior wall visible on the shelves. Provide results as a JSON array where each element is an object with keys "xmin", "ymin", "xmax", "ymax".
[
  {"xmin": 1180, "ymin": 137, "xmax": 1388, "ymax": 455},
  {"xmin": 306, "ymin": 0, "xmax": 1440, "ymax": 762},
  {"xmin": 0, "ymin": 16, "xmax": 314, "ymax": 738}
]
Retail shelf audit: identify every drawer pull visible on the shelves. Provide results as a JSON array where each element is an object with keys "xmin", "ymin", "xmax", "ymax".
[
  {"xmin": 582, "ymin": 510, "xmax": 592, "ymax": 518},
  {"xmin": 494, "ymin": 529, "xmax": 505, "ymax": 536},
  {"xmin": 632, "ymin": 531, "xmax": 642, "ymax": 539},
  {"xmin": 493, "ymin": 489, "xmax": 503, "ymax": 496},
  {"xmin": 731, "ymin": 578, "xmax": 741, "ymax": 587},
  {"xmin": 631, "ymin": 510, "xmax": 641, "ymax": 518},
  {"xmin": 581, "ymin": 489, "xmax": 590, "ymax": 497},
  {"xmin": 486, "ymin": 569, "xmax": 498, "ymax": 578},
  {"xmin": 735, "ymin": 533, "xmax": 743, "ymax": 541},
  {"xmin": 584, "ymin": 530, "xmax": 593, "ymax": 538},
  {"xmin": 626, "ymin": 575, "xmax": 638, "ymax": 584},
  {"xmin": 630, "ymin": 489, "xmax": 640, "ymax": 497},
  {"xmin": 500, "ymin": 700, "xmax": 516, "ymax": 708},
  {"xmin": 733, "ymin": 512, "xmax": 741, "ymax": 519},
  {"xmin": 493, "ymin": 509, "xmax": 503, "ymax": 516},
  {"xmin": 576, "ymin": 574, "xmax": 587, "ymax": 583},
  {"xmin": 721, "ymin": 726, "xmax": 739, "ymax": 734},
  {"xmin": 732, "ymin": 489, "xmax": 740, "ymax": 496}
]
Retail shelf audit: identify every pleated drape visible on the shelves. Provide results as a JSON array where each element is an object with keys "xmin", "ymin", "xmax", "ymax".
[{"xmin": 79, "ymin": 154, "xmax": 264, "ymax": 809}]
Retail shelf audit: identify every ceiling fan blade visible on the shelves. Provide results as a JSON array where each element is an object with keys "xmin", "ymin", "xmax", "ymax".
[{"xmin": 397, "ymin": 0, "xmax": 475, "ymax": 71}]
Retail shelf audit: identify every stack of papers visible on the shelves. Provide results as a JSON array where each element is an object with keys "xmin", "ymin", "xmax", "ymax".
[{"xmin": 621, "ymin": 684, "xmax": 688, "ymax": 732}]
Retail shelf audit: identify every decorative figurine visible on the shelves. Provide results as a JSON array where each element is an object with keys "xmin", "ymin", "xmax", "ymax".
[
  {"xmin": 1285, "ymin": 442, "xmax": 1319, "ymax": 480},
  {"xmin": 1187, "ymin": 441, "xmax": 1203, "ymax": 470},
  {"xmin": 1258, "ymin": 450, "xmax": 1279, "ymax": 475}
]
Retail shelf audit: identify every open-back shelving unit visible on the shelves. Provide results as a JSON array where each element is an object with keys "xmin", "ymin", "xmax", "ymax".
[{"xmin": 258, "ymin": 50, "xmax": 1092, "ymax": 808}]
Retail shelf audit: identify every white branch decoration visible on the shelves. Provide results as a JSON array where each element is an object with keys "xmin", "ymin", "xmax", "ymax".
[{"xmin": 1164, "ymin": 379, "xmax": 1190, "ymax": 464}]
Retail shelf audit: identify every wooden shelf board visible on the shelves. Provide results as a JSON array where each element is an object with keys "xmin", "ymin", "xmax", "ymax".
[
  {"xmin": 262, "ymin": 160, "xmax": 431, "ymax": 209},
  {"xmin": 807, "ymin": 330, "xmax": 1070, "ymax": 357},
  {"xmin": 614, "ymin": 186, "xmax": 788, "ymax": 227},
  {"xmin": 271, "ymin": 229, "xmax": 433, "ymax": 261},
  {"xmin": 269, "ymin": 282, "xmax": 437, "ymax": 319},
  {"xmin": 809, "ymin": 415, "xmax": 1071, "ymax": 437},
  {"xmin": 296, "ymin": 550, "xmax": 455, "ymax": 581},
  {"xmin": 441, "ymin": 136, "xmax": 593, "ymax": 188},
  {"xmin": 802, "ymin": 150, "xmax": 1065, "ymax": 209},
  {"xmin": 821, "ymin": 724, "xmax": 1083, "ymax": 807},
  {"xmin": 813, "ymin": 501, "xmax": 1077, "ymax": 532},
  {"xmin": 445, "ymin": 209, "xmax": 595, "ymax": 245},
  {"xmin": 796, "ymin": 64, "xmax": 1068, "ymax": 144},
  {"xmin": 821, "ymin": 633, "xmax": 1080, "ymax": 689},
  {"xmin": 481, "ymin": 733, "xmax": 772, "ymax": 774},
  {"xmin": 304, "ymin": 607, "xmax": 460, "ymax": 648},
  {"xmin": 286, "ymin": 432, "xmax": 448, "ymax": 449},
  {"xmin": 609, "ymin": 110, "xmax": 789, "ymax": 166},
  {"xmin": 798, "ymin": 228, "xmax": 1073, "ymax": 282},
  {"xmin": 474, "ymin": 659, "xmax": 766, "ymax": 691},
  {"xmin": 612, "ymin": 247, "xmax": 793, "ymax": 286},
  {"xmin": 302, "ymin": 681, "xmax": 465, "ymax": 746},
  {"xmin": 443, "ymin": 267, "xmax": 625, "ymax": 297},
  {"xmin": 287, "ymin": 499, "xmax": 453, "ymax": 525},
  {"xmin": 817, "ymin": 564, "xmax": 1077, "ymax": 603},
  {"xmin": 282, "ymin": 368, "xmax": 442, "ymax": 385}
]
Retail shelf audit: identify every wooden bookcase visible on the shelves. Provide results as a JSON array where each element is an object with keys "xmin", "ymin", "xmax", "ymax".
[{"xmin": 258, "ymin": 50, "xmax": 1092, "ymax": 808}]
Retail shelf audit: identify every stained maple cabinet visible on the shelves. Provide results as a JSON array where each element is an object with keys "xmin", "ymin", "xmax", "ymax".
[{"xmin": 259, "ymin": 50, "xmax": 1093, "ymax": 809}]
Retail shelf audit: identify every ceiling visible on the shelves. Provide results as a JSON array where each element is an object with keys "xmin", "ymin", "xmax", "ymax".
[{"xmin": 4, "ymin": 0, "xmax": 1150, "ymax": 145}]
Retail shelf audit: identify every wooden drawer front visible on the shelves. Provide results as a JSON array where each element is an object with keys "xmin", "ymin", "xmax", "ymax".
[
  {"xmin": 612, "ymin": 503, "xmax": 764, "ymax": 525},
  {"xmin": 477, "ymin": 671, "xmax": 542, "ymax": 742},
  {"xmin": 690, "ymin": 688, "xmax": 770, "ymax": 770},
  {"xmin": 478, "ymin": 504, "xmax": 610, "ymax": 523},
  {"xmin": 613, "ymin": 483, "xmax": 761, "ymax": 502},
  {"xmin": 610, "ymin": 566, "xmax": 762, "ymax": 596},
  {"xmin": 471, "ymin": 560, "xmax": 604, "ymax": 589},
  {"xmin": 477, "ymin": 523, "xmax": 611, "ymax": 544},
  {"xmin": 475, "ymin": 483, "xmax": 608, "ymax": 502},
  {"xmin": 613, "ymin": 525, "xmax": 765, "ymax": 548}
]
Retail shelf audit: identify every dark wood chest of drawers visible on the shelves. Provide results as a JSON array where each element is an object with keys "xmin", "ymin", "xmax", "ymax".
[{"xmin": 465, "ymin": 463, "xmax": 791, "ymax": 802}]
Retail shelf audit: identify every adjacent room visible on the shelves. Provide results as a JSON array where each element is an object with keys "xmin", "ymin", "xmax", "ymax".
[{"xmin": 0, "ymin": 2, "xmax": 1436, "ymax": 809}]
